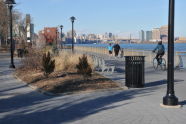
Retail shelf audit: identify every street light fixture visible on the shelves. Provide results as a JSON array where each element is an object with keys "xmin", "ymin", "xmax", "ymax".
[
  {"xmin": 163, "ymin": 0, "xmax": 179, "ymax": 106},
  {"xmin": 60, "ymin": 25, "xmax": 63, "ymax": 49},
  {"xmin": 5, "ymin": 0, "xmax": 16, "ymax": 68},
  {"xmin": 70, "ymin": 16, "xmax": 76, "ymax": 52}
]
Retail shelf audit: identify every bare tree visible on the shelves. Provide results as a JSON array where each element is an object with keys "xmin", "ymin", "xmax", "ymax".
[
  {"xmin": 0, "ymin": 0, "xmax": 34, "ymax": 48},
  {"xmin": 12, "ymin": 10, "xmax": 27, "ymax": 48},
  {"xmin": 0, "ymin": 1, "xmax": 8, "ymax": 46}
]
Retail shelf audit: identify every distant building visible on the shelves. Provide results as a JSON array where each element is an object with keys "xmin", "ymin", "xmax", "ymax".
[
  {"xmin": 88, "ymin": 34, "xmax": 97, "ymax": 40},
  {"xmin": 146, "ymin": 31, "xmax": 152, "ymax": 42},
  {"xmin": 66, "ymin": 30, "xmax": 77, "ymax": 43},
  {"xmin": 175, "ymin": 37, "xmax": 186, "ymax": 43},
  {"xmin": 160, "ymin": 25, "xmax": 168, "ymax": 42},
  {"xmin": 97, "ymin": 34, "xmax": 104, "ymax": 40},
  {"xmin": 30, "ymin": 24, "xmax": 35, "ymax": 44},
  {"xmin": 109, "ymin": 32, "xmax": 112, "ymax": 38},
  {"xmin": 37, "ymin": 30, "xmax": 46, "ymax": 48},
  {"xmin": 26, "ymin": 14, "xmax": 31, "ymax": 43},
  {"xmin": 43, "ymin": 27, "xmax": 58, "ymax": 44},
  {"xmin": 152, "ymin": 28, "xmax": 161, "ymax": 42},
  {"xmin": 139, "ymin": 30, "xmax": 145, "ymax": 42},
  {"xmin": 178, "ymin": 37, "xmax": 186, "ymax": 41},
  {"xmin": 104, "ymin": 32, "xmax": 109, "ymax": 39}
]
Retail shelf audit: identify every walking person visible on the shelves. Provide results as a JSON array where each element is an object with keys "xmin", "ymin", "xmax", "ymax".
[
  {"xmin": 113, "ymin": 42, "xmax": 121, "ymax": 57},
  {"xmin": 107, "ymin": 43, "xmax": 113, "ymax": 56}
]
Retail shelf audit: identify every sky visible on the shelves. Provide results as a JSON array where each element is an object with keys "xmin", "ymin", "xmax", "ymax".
[{"xmin": 14, "ymin": 0, "xmax": 186, "ymax": 38}]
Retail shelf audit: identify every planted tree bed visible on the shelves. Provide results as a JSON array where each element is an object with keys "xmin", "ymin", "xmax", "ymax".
[{"xmin": 15, "ymin": 68, "xmax": 120, "ymax": 94}]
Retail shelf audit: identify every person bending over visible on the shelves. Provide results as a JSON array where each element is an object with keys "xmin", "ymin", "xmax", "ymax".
[{"xmin": 113, "ymin": 43, "xmax": 121, "ymax": 57}]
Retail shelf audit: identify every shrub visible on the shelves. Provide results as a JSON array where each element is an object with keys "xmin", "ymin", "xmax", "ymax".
[
  {"xmin": 21, "ymin": 48, "xmax": 43, "ymax": 70},
  {"xmin": 42, "ymin": 52, "xmax": 55, "ymax": 77},
  {"xmin": 76, "ymin": 54, "xmax": 92, "ymax": 78}
]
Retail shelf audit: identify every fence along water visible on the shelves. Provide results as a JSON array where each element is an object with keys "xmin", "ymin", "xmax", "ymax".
[{"xmin": 74, "ymin": 46, "xmax": 182, "ymax": 67}]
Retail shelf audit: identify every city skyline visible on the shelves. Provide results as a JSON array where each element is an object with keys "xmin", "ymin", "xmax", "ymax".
[{"xmin": 15, "ymin": 0, "xmax": 186, "ymax": 38}]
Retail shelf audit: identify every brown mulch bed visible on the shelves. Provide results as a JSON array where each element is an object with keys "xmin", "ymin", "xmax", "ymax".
[{"xmin": 15, "ymin": 68, "xmax": 120, "ymax": 94}]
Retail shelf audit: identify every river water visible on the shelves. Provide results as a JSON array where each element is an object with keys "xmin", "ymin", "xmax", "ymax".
[{"xmin": 75, "ymin": 43, "xmax": 186, "ymax": 52}]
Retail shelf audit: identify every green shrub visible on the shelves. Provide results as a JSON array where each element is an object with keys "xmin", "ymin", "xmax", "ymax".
[
  {"xmin": 42, "ymin": 52, "xmax": 55, "ymax": 77},
  {"xmin": 76, "ymin": 54, "xmax": 92, "ymax": 78}
]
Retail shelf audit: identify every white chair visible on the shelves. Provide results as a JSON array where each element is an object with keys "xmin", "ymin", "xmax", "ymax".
[
  {"xmin": 99, "ymin": 58, "xmax": 115, "ymax": 73},
  {"xmin": 178, "ymin": 55, "xmax": 184, "ymax": 69}
]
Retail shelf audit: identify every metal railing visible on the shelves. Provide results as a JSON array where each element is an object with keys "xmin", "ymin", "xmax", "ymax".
[{"xmin": 74, "ymin": 46, "xmax": 183, "ymax": 67}]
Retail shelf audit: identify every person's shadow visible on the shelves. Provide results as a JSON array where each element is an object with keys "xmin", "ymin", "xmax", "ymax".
[{"xmin": 179, "ymin": 100, "xmax": 186, "ymax": 106}]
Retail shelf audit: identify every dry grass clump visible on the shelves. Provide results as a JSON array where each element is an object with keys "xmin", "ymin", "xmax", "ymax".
[
  {"xmin": 54, "ymin": 51, "xmax": 93, "ymax": 72},
  {"xmin": 42, "ymin": 46, "xmax": 53, "ymax": 53},
  {"xmin": 20, "ymin": 48, "xmax": 93, "ymax": 74},
  {"xmin": 21, "ymin": 48, "xmax": 44, "ymax": 70},
  {"xmin": 15, "ymin": 49, "xmax": 121, "ymax": 94}
]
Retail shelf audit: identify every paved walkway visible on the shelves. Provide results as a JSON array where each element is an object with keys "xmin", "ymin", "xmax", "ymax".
[{"xmin": 0, "ymin": 52, "xmax": 186, "ymax": 124}]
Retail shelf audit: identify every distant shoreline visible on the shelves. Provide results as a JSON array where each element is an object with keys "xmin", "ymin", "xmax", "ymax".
[
  {"xmin": 74, "ymin": 43, "xmax": 186, "ymax": 52},
  {"xmin": 115, "ymin": 42, "xmax": 186, "ymax": 44}
]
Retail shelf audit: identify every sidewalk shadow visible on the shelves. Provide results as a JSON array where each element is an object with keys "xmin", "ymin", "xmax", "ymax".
[
  {"xmin": 179, "ymin": 100, "xmax": 186, "ymax": 106},
  {"xmin": 0, "ymin": 86, "xmax": 159, "ymax": 123},
  {"xmin": 0, "ymin": 85, "xmax": 27, "ymax": 93},
  {"xmin": 145, "ymin": 79, "xmax": 184, "ymax": 88},
  {"xmin": 0, "ymin": 70, "xmax": 14, "ymax": 76},
  {"xmin": 145, "ymin": 80, "xmax": 166, "ymax": 87}
]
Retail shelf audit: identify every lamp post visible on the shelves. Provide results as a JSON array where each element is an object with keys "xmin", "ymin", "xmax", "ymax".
[
  {"xmin": 60, "ymin": 25, "xmax": 63, "ymax": 49},
  {"xmin": 163, "ymin": 0, "xmax": 178, "ymax": 106},
  {"xmin": 5, "ymin": 0, "xmax": 16, "ymax": 68},
  {"xmin": 70, "ymin": 16, "xmax": 76, "ymax": 53}
]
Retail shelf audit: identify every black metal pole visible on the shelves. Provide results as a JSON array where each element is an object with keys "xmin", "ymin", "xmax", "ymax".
[
  {"xmin": 163, "ymin": 0, "xmax": 178, "ymax": 106},
  {"xmin": 72, "ymin": 21, "xmax": 74, "ymax": 52},
  {"xmin": 9, "ymin": 5, "xmax": 15, "ymax": 68}
]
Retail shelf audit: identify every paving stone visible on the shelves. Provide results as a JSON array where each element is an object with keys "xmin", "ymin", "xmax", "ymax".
[{"xmin": 0, "ymin": 52, "xmax": 186, "ymax": 124}]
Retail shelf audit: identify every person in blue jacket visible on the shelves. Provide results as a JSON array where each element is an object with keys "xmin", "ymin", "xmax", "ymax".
[
  {"xmin": 152, "ymin": 40, "xmax": 165, "ymax": 64},
  {"xmin": 107, "ymin": 43, "xmax": 113, "ymax": 55}
]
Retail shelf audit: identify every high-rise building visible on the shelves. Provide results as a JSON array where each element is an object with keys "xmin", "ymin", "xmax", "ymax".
[
  {"xmin": 152, "ymin": 28, "xmax": 161, "ymax": 42},
  {"xmin": 26, "ymin": 14, "xmax": 31, "ymax": 43},
  {"xmin": 139, "ymin": 30, "xmax": 145, "ymax": 42},
  {"xmin": 109, "ymin": 32, "xmax": 112, "ymax": 38},
  {"xmin": 160, "ymin": 25, "xmax": 168, "ymax": 42},
  {"xmin": 146, "ymin": 31, "xmax": 152, "ymax": 41},
  {"xmin": 104, "ymin": 32, "xmax": 109, "ymax": 39}
]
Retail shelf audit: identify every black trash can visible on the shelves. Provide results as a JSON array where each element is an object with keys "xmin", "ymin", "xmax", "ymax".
[
  {"xmin": 17, "ymin": 49, "xmax": 21, "ymax": 58},
  {"xmin": 125, "ymin": 56, "xmax": 145, "ymax": 88},
  {"xmin": 17, "ymin": 49, "xmax": 24, "ymax": 58}
]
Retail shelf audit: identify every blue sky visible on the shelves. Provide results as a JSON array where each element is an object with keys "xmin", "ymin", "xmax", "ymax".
[{"xmin": 15, "ymin": 0, "xmax": 186, "ymax": 38}]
